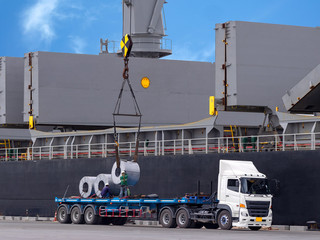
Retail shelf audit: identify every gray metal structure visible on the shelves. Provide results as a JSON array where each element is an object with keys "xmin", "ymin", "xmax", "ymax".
[
  {"xmin": 0, "ymin": 128, "xmax": 31, "ymax": 141},
  {"xmin": 28, "ymin": 111, "xmax": 268, "ymax": 151},
  {"xmin": 23, "ymin": 51, "xmax": 214, "ymax": 127},
  {"xmin": 215, "ymin": 21, "xmax": 320, "ymax": 112},
  {"xmin": 0, "ymin": 57, "xmax": 24, "ymax": 125},
  {"xmin": 3, "ymin": 111, "xmax": 320, "ymax": 162},
  {"xmin": 2, "ymin": 8, "xmax": 320, "ymax": 148},
  {"xmin": 282, "ymin": 63, "xmax": 320, "ymax": 113},
  {"xmin": 122, "ymin": 0, "xmax": 171, "ymax": 58},
  {"xmin": 276, "ymin": 111, "xmax": 320, "ymax": 135}
]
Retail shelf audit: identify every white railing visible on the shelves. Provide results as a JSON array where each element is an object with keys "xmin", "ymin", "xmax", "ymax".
[{"xmin": 1, "ymin": 132, "xmax": 320, "ymax": 161}]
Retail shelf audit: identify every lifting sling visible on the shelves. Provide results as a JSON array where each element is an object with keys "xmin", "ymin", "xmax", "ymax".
[{"xmin": 113, "ymin": 34, "xmax": 142, "ymax": 168}]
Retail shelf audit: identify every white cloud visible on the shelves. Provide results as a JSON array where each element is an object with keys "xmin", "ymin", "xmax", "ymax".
[
  {"xmin": 21, "ymin": 0, "xmax": 122, "ymax": 52},
  {"xmin": 69, "ymin": 36, "xmax": 86, "ymax": 54},
  {"xmin": 22, "ymin": 0, "xmax": 59, "ymax": 42}
]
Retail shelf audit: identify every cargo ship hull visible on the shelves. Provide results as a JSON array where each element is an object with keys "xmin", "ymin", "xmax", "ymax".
[{"xmin": 0, "ymin": 150, "xmax": 319, "ymax": 225}]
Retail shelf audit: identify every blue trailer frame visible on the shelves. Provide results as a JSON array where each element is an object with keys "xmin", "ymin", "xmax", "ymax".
[{"xmin": 55, "ymin": 195, "xmax": 220, "ymax": 228}]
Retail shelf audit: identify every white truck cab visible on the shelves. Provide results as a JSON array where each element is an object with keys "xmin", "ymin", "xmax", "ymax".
[{"xmin": 217, "ymin": 160, "xmax": 273, "ymax": 230}]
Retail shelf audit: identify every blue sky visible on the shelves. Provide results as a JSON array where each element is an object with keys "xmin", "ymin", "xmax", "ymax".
[{"xmin": 1, "ymin": 0, "xmax": 319, "ymax": 62}]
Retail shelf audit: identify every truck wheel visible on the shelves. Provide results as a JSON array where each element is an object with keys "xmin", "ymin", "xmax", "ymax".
[
  {"xmin": 112, "ymin": 217, "xmax": 127, "ymax": 225},
  {"xmin": 176, "ymin": 209, "xmax": 192, "ymax": 228},
  {"xmin": 57, "ymin": 205, "xmax": 71, "ymax": 224},
  {"xmin": 249, "ymin": 226, "xmax": 261, "ymax": 231},
  {"xmin": 71, "ymin": 206, "xmax": 84, "ymax": 224},
  {"xmin": 204, "ymin": 222, "xmax": 219, "ymax": 229},
  {"xmin": 159, "ymin": 209, "xmax": 177, "ymax": 228},
  {"xmin": 84, "ymin": 207, "xmax": 99, "ymax": 225},
  {"xmin": 218, "ymin": 210, "xmax": 232, "ymax": 230}
]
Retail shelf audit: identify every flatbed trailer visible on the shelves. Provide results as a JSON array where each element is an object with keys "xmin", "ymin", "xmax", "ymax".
[
  {"xmin": 55, "ymin": 160, "xmax": 273, "ymax": 230},
  {"xmin": 55, "ymin": 195, "xmax": 221, "ymax": 229}
]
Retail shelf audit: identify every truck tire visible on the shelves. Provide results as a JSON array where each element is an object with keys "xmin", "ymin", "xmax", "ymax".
[
  {"xmin": 112, "ymin": 217, "xmax": 127, "ymax": 225},
  {"xmin": 57, "ymin": 205, "xmax": 71, "ymax": 224},
  {"xmin": 249, "ymin": 226, "xmax": 261, "ymax": 231},
  {"xmin": 159, "ymin": 209, "xmax": 177, "ymax": 228},
  {"xmin": 71, "ymin": 206, "xmax": 84, "ymax": 224},
  {"xmin": 176, "ymin": 209, "xmax": 192, "ymax": 228},
  {"xmin": 204, "ymin": 222, "xmax": 219, "ymax": 229},
  {"xmin": 218, "ymin": 210, "xmax": 232, "ymax": 230},
  {"xmin": 84, "ymin": 207, "xmax": 99, "ymax": 225}
]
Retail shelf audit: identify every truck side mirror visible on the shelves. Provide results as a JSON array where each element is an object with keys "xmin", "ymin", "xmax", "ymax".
[{"xmin": 269, "ymin": 179, "xmax": 280, "ymax": 197}]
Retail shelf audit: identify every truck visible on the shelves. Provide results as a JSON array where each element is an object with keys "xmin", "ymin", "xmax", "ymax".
[{"xmin": 55, "ymin": 160, "xmax": 273, "ymax": 230}]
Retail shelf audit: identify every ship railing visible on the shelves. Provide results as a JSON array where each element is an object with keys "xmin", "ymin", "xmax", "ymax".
[
  {"xmin": 128, "ymin": 38, "xmax": 172, "ymax": 52},
  {"xmin": 0, "ymin": 132, "xmax": 320, "ymax": 161}
]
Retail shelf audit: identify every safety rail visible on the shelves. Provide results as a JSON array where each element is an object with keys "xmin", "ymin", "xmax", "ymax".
[{"xmin": 1, "ymin": 132, "xmax": 320, "ymax": 161}]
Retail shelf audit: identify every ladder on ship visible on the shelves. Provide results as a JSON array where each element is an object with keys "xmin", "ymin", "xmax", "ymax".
[
  {"xmin": 0, "ymin": 139, "xmax": 11, "ymax": 149},
  {"xmin": 0, "ymin": 139, "xmax": 12, "ymax": 161},
  {"xmin": 224, "ymin": 125, "xmax": 240, "ymax": 151}
]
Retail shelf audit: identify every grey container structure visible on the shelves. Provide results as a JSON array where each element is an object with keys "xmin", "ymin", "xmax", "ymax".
[
  {"xmin": 215, "ymin": 21, "xmax": 320, "ymax": 112},
  {"xmin": 23, "ymin": 52, "xmax": 214, "ymax": 127},
  {"xmin": 0, "ymin": 57, "xmax": 24, "ymax": 125},
  {"xmin": 282, "ymin": 63, "xmax": 320, "ymax": 113}
]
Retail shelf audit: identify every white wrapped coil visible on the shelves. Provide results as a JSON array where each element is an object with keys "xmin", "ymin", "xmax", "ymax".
[
  {"xmin": 111, "ymin": 160, "xmax": 140, "ymax": 186},
  {"xmin": 94, "ymin": 173, "xmax": 120, "ymax": 197},
  {"xmin": 79, "ymin": 176, "xmax": 96, "ymax": 198}
]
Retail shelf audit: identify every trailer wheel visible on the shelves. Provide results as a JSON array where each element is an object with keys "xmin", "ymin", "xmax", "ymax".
[
  {"xmin": 159, "ymin": 209, "xmax": 177, "ymax": 228},
  {"xmin": 71, "ymin": 206, "xmax": 84, "ymax": 224},
  {"xmin": 112, "ymin": 217, "xmax": 127, "ymax": 225},
  {"xmin": 57, "ymin": 205, "xmax": 71, "ymax": 224},
  {"xmin": 176, "ymin": 209, "xmax": 192, "ymax": 228},
  {"xmin": 249, "ymin": 226, "xmax": 261, "ymax": 231},
  {"xmin": 84, "ymin": 207, "xmax": 99, "ymax": 224},
  {"xmin": 204, "ymin": 222, "xmax": 219, "ymax": 229},
  {"xmin": 218, "ymin": 210, "xmax": 232, "ymax": 230}
]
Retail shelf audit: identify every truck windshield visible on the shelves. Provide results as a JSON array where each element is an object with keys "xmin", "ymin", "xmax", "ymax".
[{"xmin": 240, "ymin": 178, "xmax": 270, "ymax": 195}]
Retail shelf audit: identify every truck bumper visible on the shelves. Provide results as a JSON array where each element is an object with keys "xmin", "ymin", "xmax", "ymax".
[
  {"xmin": 233, "ymin": 216, "xmax": 272, "ymax": 228},
  {"xmin": 233, "ymin": 209, "xmax": 272, "ymax": 228}
]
